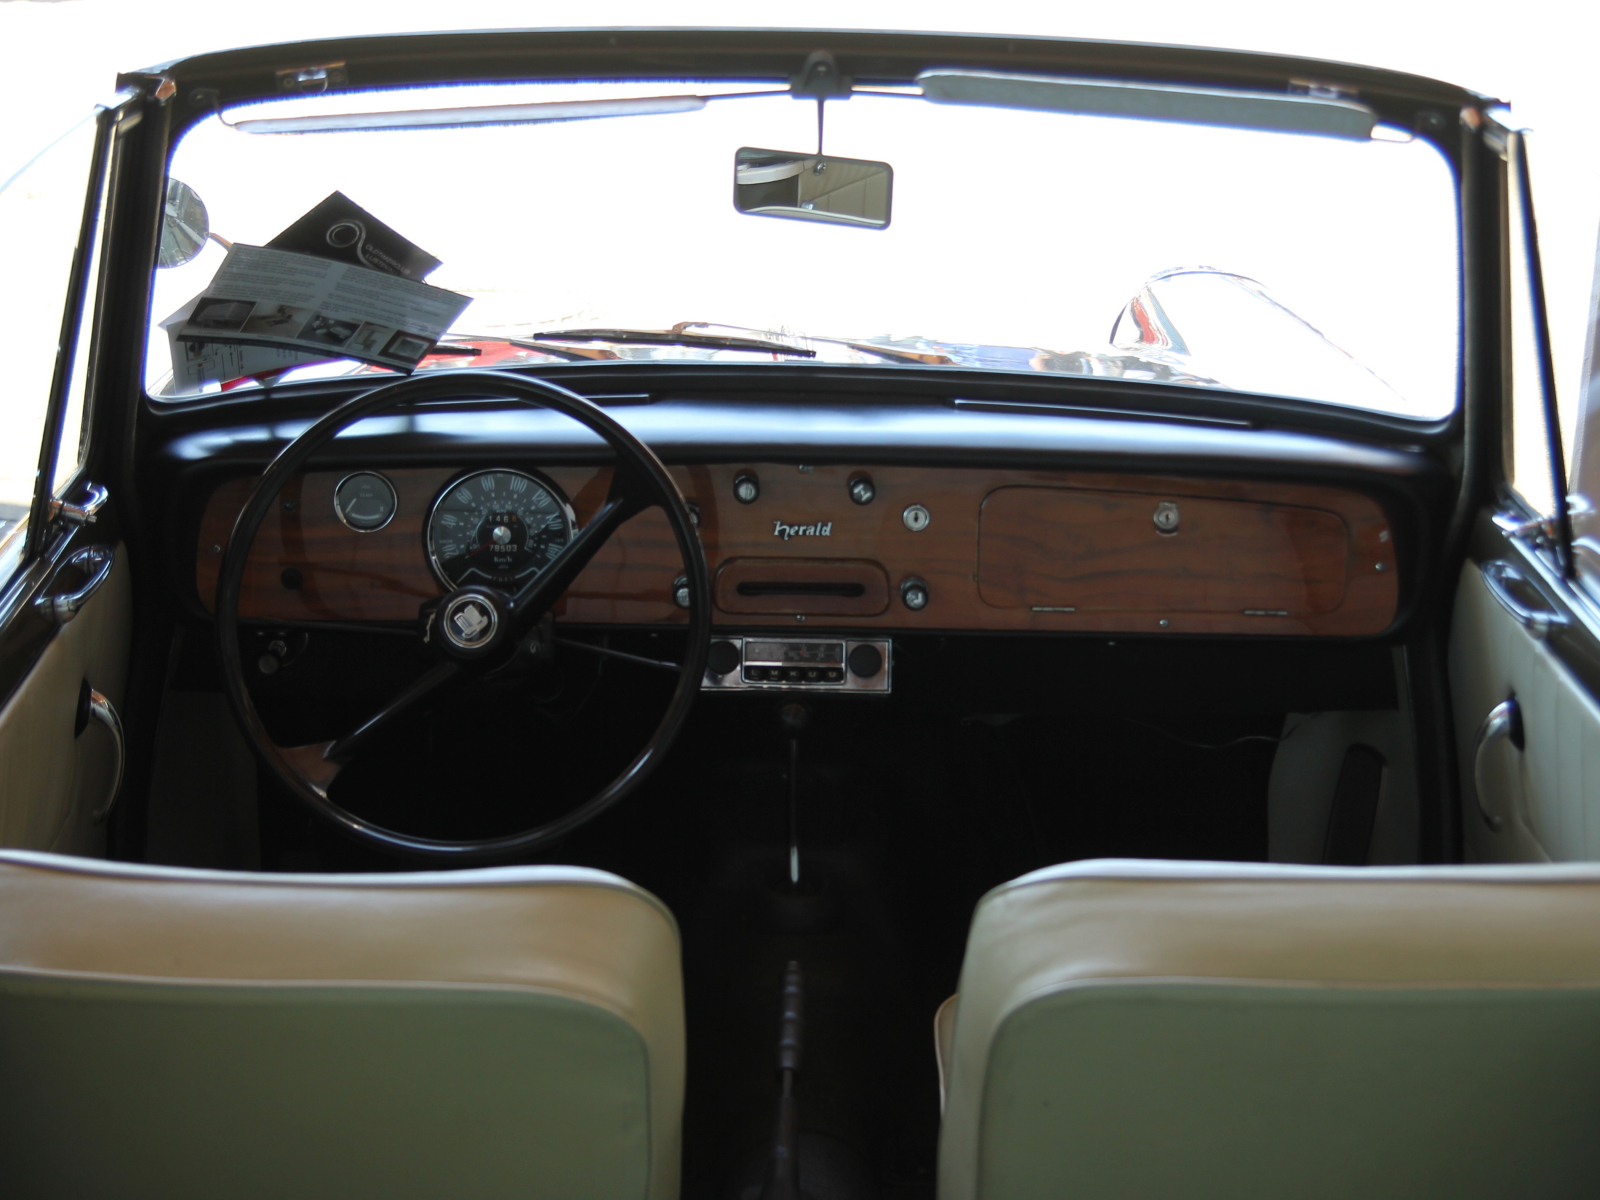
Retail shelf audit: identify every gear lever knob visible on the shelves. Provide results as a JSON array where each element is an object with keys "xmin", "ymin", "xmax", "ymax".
[{"xmin": 777, "ymin": 702, "xmax": 810, "ymax": 736}]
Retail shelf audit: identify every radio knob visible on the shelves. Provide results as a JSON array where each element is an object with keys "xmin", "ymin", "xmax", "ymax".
[
  {"xmin": 706, "ymin": 639, "xmax": 742, "ymax": 677},
  {"xmin": 847, "ymin": 643, "xmax": 883, "ymax": 678}
]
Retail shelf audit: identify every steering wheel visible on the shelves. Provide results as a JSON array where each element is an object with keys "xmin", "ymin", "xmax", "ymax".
[{"xmin": 215, "ymin": 371, "xmax": 711, "ymax": 860}]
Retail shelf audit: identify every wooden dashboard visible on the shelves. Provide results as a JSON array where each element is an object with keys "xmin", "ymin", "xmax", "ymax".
[{"xmin": 195, "ymin": 463, "xmax": 1398, "ymax": 636}]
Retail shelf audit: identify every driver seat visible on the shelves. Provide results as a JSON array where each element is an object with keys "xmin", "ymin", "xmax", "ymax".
[{"xmin": 0, "ymin": 850, "xmax": 684, "ymax": 1200}]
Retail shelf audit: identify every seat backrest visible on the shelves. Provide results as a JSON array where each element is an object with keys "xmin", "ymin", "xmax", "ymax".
[
  {"xmin": 0, "ymin": 850, "xmax": 684, "ymax": 1200},
  {"xmin": 937, "ymin": 858, "xmax": 1600, "ymax": 1200}
]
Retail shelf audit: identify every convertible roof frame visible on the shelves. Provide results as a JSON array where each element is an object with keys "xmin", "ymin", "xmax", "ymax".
[{"xmin": 123, "ymin": 27, "xmax": 1495, "ymax": 150}]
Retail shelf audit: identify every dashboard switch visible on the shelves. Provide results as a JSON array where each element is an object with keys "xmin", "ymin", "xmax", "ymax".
[
  {"xmin": 734, "ymin": 473, "xmax": 760, "ymax": 504},
  {"xmin": 900, "ymin": 577, "xmax": 930, "ymax": 611},
  {"xmin": 849, "ymin": 475, "xmax": 876, "ymax": 505}
]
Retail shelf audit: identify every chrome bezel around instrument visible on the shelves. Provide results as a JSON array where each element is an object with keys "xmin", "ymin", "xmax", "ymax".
[
  {"xmin": 333, "ymin": 471, "xmax": 399, "ymax": 533},
  {"xmin": 424, "ymin": 467, "xmax": 577, "ymax": 592}
]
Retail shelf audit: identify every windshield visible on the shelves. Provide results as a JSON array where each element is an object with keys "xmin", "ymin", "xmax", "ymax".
[{"xmin": 151, "ymin": 78, "xmax": 1460, "ymax": 417}]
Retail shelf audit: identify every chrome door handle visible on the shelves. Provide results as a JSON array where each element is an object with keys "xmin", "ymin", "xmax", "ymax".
[
  {"xmin": 1472, "ymin": 696, "xmax": 1523, "ymax": 832},
  {"xmin": 49, "ymin": 481, "xmax": 109, "ymax": 527},
  {"xmin": 35, "ymin": 544, "xmax": 113, "ymax": 625},
  {"xmin": 1482, "ymin": 559, "xmax": 1568, "ymax": 639},
  {"xmin": 77, "ymin": 682, "xmax": 125, "ymax": 823}
]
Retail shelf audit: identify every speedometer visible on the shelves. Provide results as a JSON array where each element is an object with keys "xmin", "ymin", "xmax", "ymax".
[{"xmin": 425, "ymin": 469, "xmax": 576, "ymax": 591}]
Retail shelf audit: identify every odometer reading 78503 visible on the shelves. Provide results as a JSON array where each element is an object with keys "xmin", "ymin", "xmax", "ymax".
[{"xmin": 425, "ymin": 469, "xmax": 576, "ymax": 591}]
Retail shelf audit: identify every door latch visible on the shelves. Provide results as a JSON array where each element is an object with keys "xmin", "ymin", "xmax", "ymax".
[
  {"xmin": 49, "ymin": 481, "xmax": 109, "ymax": 527},
  {"xmin": 36, "ymin": 545, "xmax": 114, "ymax": 625}
]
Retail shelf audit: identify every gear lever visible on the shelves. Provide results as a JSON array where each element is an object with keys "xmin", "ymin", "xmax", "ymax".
[{"xmin": 777, "ymin": 702, "xmax": 809, "ymax": 891}]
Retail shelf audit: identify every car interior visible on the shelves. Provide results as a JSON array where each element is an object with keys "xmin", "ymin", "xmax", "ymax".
[{"xmin": 2, "ymin": 26, "xmax": 1600, "ymax": 1200}]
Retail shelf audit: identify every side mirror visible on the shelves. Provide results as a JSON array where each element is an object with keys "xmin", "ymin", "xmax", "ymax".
[
  {"xmin": 733, "ymin": 147, "xmax": 891, "ymax": 229},
  {"xmin": 158, "ymin": 178, "xmax": 210, "ymax": 268}
]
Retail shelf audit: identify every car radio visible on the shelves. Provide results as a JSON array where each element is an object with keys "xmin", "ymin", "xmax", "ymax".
[{"xmin": 700, "ymin": 636, "xmax": 891, "ymax": 693}]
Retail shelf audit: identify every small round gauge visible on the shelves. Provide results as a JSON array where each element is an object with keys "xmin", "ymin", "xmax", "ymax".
[
  {"xmin": 333, "ymin": 472, "xmax": 399, "ymax": 532},
  {"xmin": 426, "ymin": 469, "xmax": 575, "ymax": 591}
]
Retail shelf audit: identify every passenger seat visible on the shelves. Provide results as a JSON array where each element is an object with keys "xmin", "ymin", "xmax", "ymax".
[{"xmin": 935, "ymin": 858, "xmax": 1600, "ymax": 1199}]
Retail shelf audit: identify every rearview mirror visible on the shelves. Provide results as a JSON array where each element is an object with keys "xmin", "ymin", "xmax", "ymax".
[{"xmin": 733, "ymin": 148, "xmax": 891, "ymax": 229}]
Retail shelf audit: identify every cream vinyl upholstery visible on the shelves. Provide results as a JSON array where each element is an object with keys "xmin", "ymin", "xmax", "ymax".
[
  {"xmin": 937, "ymin": 858, "xmax": 1600, "ymax": 1200},
  {"xmin": 0, "ymin": 544, "xmax": 130, "ymax": 855},
  {"xmin": 0, "ymin": 851, "xmax": 684, "ymax": 1200},
  {"xmin": 1449, "ymin": 557, "xmax": 1600, "ymax": 862}
]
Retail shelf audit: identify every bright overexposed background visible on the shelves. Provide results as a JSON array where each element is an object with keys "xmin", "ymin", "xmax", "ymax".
[
  {"xmin": 2, "ymin": 0, "xmax": 1597, "ymax": 509},
  {"xmin": 154, "ymin": 80, "xmax": 1460, "ymax": 414}
]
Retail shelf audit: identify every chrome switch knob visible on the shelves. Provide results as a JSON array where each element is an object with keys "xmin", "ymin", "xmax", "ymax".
[
  {"xmin": 901, "ymin": 577, "xmax": 930, "ymax": 610},
  {"xmin": 734, "ymin": 473, "xmax": 760, "ymax": 504}
]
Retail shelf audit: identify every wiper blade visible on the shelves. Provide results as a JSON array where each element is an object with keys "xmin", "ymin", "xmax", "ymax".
[
  {"xmin": 436, "ymin": 335, "xmax": 620, "ymax": 362},
  {"xmin": 531, "ymin": 322, "xmax": 816, "ymax": 358},
  {"xmin": 668, "ymin": 321, "xmax": 956, "ymax": 365}
]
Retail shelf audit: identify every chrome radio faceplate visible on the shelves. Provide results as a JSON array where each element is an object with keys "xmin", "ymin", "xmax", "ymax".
[{"xmin": 700, "ymin": 636, "xmax": 891, "ymax": 693}]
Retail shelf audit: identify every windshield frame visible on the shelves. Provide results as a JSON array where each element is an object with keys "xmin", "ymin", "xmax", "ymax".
[{"xmin": 133, "ymin": 27, "xmax": 1482, "ymax": 433}]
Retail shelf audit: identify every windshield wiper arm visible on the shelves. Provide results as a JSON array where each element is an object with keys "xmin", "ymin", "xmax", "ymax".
[{"xmin": 530, "ymin": 322, "xmax": 816, "ymax": 358}]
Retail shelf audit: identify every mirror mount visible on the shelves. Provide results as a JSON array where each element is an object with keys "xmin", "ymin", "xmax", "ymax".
[
  {"xmin": 791, "ymin": 51, "xmax": 852, "ymax": 155},
  {"xmin": 790, "ymin": 51, "xmax": 853, "ymax": 100}
]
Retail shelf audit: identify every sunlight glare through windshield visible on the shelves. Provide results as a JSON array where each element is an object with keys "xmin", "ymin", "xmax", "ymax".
[{"xmin": 152, "ymin": 80, "xmax": 1459, "ymax": 416}]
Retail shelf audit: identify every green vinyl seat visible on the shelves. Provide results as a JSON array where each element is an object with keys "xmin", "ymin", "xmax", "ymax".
[
  {"xmin": 0, "ymin": 850, "xmax": 684, "ymax": 1200},
  {"xmin": 935, "ymin": 858, "xmax": 1600, "ymax": 1200}
]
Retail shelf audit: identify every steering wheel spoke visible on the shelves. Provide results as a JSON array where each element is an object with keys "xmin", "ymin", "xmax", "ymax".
[
  {"xmin": 324, "ymin": 661, "xmax": 461, "ymax": 764},
  {"xmin": 278, "ymin": 741, "xmax": 343, "ymax": 794},
  {"xmin": 511, "ymin": 491, "xmax": 639, "ymax": 622}
]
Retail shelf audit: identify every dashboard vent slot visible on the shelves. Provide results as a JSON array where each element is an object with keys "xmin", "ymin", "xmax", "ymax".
[{"xmin": 736, "ymin": 581, "xmax": 867, "ymax": 598}]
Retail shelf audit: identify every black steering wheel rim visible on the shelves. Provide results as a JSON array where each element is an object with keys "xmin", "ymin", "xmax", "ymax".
[{"xmin": 215, "ymin": 370, "xmax": 712, "ymax": 862}]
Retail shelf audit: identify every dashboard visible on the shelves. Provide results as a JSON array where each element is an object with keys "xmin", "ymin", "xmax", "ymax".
[{"xmin": 195, "ymin": 460, "xmax": 1399, "ymax": 637}]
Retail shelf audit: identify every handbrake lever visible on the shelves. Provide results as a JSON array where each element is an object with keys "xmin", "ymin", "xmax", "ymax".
[{"xmin": 757, "ymin": 962, "xmax": 805, "ymax": 1200}]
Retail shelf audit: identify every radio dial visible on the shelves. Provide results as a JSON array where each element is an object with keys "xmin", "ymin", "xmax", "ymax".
[
  {"xmin": 706, "ymin": 640, "xmax": 742, "ymax": 677},
  {"xmin": 847, "ymin": 643, "xmax": 883, "ymax": 678}
]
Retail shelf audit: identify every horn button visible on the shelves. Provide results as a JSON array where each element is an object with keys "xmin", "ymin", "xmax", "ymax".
[{"xmin": 421, "ymin": 585, "xmax": 514, "ymax": 662}]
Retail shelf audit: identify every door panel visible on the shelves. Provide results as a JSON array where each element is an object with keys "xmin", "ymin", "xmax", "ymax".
[
  {"xmin": 0, "ymin": 544, "xmax": 129, "ymax": 854},
  {"xmin": 1449, "ymin": 549, "xmax": 1600, "ymax": 862}
]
